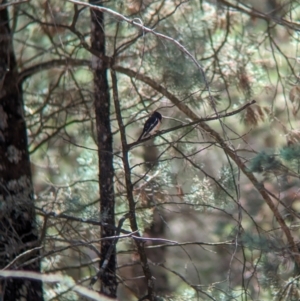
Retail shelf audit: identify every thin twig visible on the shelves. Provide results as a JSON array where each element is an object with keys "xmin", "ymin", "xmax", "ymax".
[
  {"xmin": 127, "ymin": 99, "xmax": 256, "ymax": 149},
  {"xmin": 0, "ymin": 0, "xmax": 28, "ymax": 9},
  {"xmin": 89, "ymin": 214, "xmax": 129, "ymax": 287},
  {"xmin": 115, "ymin": 66, "xmax": 300, "ymax": 269}
]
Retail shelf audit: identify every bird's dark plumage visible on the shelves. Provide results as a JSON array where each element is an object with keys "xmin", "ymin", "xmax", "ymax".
[{"xmin": 137, "ymin": 111, "xmax": 162, "ymax": 141}]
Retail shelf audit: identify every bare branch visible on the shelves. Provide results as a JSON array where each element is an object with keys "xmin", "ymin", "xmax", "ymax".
[
  {"xmin": 0, "ymin": 0, "xmax": 28, "ymax": 9},
  {"xmin": 114, "ymin": 66, "xmax": 300, "ymax": 269},
  {"xmin": 111, "ymin": 68, "xmax": 155, "ymax": 300},
  {"xmin": 127, "ymin": 99, "xmax": 256, "ymax": 149}
]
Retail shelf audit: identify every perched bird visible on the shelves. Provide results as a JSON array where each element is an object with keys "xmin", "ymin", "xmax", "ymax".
[{"xmin": 137, "ymin": 111, "xmax": 162, "ymax": 141}]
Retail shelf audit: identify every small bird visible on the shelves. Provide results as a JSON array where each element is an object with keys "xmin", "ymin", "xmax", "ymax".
[{"xmin": 137, "ymin": 111, "xmax": 162, "ymax": 141}]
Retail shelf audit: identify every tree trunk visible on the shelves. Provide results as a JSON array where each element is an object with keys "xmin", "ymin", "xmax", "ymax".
[
  {"xmin": 90, "ymin": 1, "xmax": 117, "ymax": 297},
  {"xmin": 0, "ymin": 4, "xmax": 43, "ymax": 301}
]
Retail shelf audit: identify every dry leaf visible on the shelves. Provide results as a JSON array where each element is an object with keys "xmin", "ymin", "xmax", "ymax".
[
  {"xmin": 289, "ymin": 86, "xmax": 300, "ymax": 116},
  {"xmin": 243, "ymin": 105, "xmax": 269, "ymax": 126},
  {"xmin": 286, "ymin": 129, "xmax": 300, "ymax": 146}
]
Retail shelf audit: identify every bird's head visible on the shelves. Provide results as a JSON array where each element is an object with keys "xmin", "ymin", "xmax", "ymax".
[{"xmin": 152, "ymin": 111, "xmax": 162, "ymax": 121}]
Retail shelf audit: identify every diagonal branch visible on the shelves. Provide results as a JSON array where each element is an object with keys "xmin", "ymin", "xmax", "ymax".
[
  {"xmin": 114, "ymin": 66, "xmax": 300, "ymax": 269},
  {"xmin": 39, "ymin": 0, "xmax": 300, "ymax": 269},
  {"xmin": 66, "ymin": 0, "xmax": 210, "ymax": 91}
]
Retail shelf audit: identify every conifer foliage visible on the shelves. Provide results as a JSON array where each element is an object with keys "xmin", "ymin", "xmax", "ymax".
[{"xmin": 2, "ymin": 0, "xmax": 300, "ymax": 300}]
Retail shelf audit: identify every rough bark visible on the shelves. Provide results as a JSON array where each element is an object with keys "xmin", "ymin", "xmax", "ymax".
[
  {"xmin": 90, "ymin": 1, "xmax": 117, "ymax": 297},
  {"xmin": 0, "ymin": 4, "xmax": 44, "ymax": 301}
]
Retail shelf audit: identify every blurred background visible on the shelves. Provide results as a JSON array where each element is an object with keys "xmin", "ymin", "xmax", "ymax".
[{"xmin": 5, "ymin": 0, "xmax": 300, "ymax": 299}]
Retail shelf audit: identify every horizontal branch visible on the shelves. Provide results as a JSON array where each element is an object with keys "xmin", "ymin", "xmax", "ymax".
[
  {"xmin": 127, "ymin": 99, "xmax": 256, "ymax": 148},
  {"xmin": 0, "ymin": 0, "xmax": 28, "ymax": 9},
  {"xmin": 18, "ymin": 58, "xmax": 91, "ymax": 82},
  {"xmin": 36, "ymin": 208, "xmax": 130, "ymax": 234}
]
